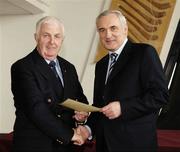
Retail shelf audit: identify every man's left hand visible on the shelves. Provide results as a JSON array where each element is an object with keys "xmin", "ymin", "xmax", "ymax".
[
  {"xmin": 100, "ymin": 101, "xmax": 121, "ymax": 119},
  {"xmin": 73, "ymin": 111, "xmax": 89, "ymax": 123}
]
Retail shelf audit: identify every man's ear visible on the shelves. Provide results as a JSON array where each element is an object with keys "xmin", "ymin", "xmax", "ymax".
[
  {"xmin": 124, "ymin": 25, "xmax": 128, "ymax": 35},
  {"xmin": 34, "ymin": 33, "xmax": 37, "ymax": 41}
]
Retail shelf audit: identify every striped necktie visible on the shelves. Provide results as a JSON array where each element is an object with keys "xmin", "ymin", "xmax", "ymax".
[
  {"xmin": 49, "ymin": 61, "xmax": 63, "ymax": 88},
  {"xmin": 107, "ymin": 53, "xmax": 118, "ymax": 78},
  {"xmin": 49, "ymin": 60, "xmax": 64, "ymax": 100},
  {"xmin": 49, "ymin": 61, "xmax": 60, "ymax": 79}
]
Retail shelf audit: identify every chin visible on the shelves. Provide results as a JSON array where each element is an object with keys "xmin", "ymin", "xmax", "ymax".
[
  {"xmin": 104, "ymin": 44, "xmax": 116, "ymax": 50},
  {"xmin": 105, "ymin": 47, "xmax": 116, "ymax": 51}
]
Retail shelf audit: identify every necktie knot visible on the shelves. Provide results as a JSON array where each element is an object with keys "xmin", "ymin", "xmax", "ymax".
[
  {"xmin": 49, "ymin": 61, "xmax": 59, "ymax": 78},
  {"xmin": 110, "ymin": 53, "xmax": 118, "ymax": 63},
  {"xmin": 106, "ymin": 53, "xmax": 118, "ymax": 83},
  {"xmin": 48, "ymin": 60, "xmax": 64, "ymax": 100},
  {"xmin": 49, "ymin": 60, "xmax": 56, "ymax": 68}
]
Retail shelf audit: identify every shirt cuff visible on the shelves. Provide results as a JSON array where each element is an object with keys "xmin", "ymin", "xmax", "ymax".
[{"xmin": 84, "ymin": 125, "xmax": 93, "ymax": 140}]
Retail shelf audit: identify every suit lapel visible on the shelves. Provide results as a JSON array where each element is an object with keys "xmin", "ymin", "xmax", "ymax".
[
  {"xmin": 57, "ymin": 57, "xmax": 67, "ymax": 89},
  {"xmin": 31, "ymin": 49, "xmax": 64, "ymax": 100},
  {"xmin": 98, "ymin": 55, "xmax": 109, "ymax": 85},
  {"xmin": 57, "ymin": 56, "xmax": 74, "ymax": 101},
  {"xmin": 107, "ymin": 41, "xmax": 133, "ymax": 83},
  {"xmin": 31, "ymin": 49, "xmax": 51, "ymax": 80}
]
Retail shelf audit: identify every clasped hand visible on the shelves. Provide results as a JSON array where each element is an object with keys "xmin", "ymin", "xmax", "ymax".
[
  {"xmin": 71, "ymin": 101, "xmax": 121, "ymax": 145},
  {"xmin": 73, "ymin": 111, "xmax": 89, "ymax": 123},
  {"xmin": 71, "ymin": 111, "xmax": 90, "ymax": 145},
  {"xmin": 71, "ymin": 125, "xmax": 90, "ymax": 145}
]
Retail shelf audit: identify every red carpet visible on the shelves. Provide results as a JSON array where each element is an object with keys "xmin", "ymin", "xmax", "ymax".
[
  {"xmin": 0, "ymin": 133, "xmax": 12, "ymax": 152},
  {"xmin": 0, "ymin": 130, "xmax": 180, "ymax": 152},
  {"xmin": 157, "ymin": 130, "xmax": 180, "ymax": 152}
]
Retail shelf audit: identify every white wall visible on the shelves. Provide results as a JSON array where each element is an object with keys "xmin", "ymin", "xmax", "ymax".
[{"xmin": 0, "ymin": 22, "xmax": 2, "ymax": 131}]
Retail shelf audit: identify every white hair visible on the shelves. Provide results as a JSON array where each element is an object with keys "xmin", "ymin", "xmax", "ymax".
[
  {"xmin": 35, "ymin": 16, "xmax": 65, "ymax": 37},
  {"xmin": 96, "ymin": 10, "xmax": 127, "ymax": 28}
]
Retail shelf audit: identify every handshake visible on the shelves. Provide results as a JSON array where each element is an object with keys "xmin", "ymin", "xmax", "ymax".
[
  {"xmin": 71, "ymin": 111, "xmax": 90, "ymax": 146},
  {"xmin": 70, "ymin": 101, "xmax": 121, "ymax": 145},
  {"xmin": 72, "ymin": 125, "xmax": 90, "ymax": 145}
]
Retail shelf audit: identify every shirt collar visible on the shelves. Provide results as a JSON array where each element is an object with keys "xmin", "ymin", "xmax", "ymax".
[{"xmin": 45, "ymin": 58, "xmax": 58, "ymax": 65}]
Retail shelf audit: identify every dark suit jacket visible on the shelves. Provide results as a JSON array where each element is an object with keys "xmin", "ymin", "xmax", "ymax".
[
  {"xmin": 11, "ymin": 48, "xmax": 88, "ymax": 152},
  {"xmin": 87, "ymin": 41, "xmax": 169, "ymax": 152}
]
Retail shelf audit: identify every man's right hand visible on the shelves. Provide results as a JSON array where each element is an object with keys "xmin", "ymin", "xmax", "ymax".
[
  {"xmin": 77, "ymin": 125, "xmax": 90, "ymax": 141},
  {"xmin": 71, "ymin": 128, "xmax": 85, "ymax": 145},
  {"xmin": 71, "ymin": 125, "xmax": 90, "ymax": 145}
]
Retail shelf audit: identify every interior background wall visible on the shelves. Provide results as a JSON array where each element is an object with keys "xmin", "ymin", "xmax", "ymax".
[{"xmin": 0, "ymin": 22, "xmax": 2, "ymax": 131}]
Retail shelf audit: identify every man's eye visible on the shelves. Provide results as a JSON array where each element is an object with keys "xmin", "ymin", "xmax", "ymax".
[
  {"xmin": 55, "ymin": 35, "xmax": 61, "ymax": 39},
  {"xmin": 111, "ymin": 26, "xmax": 117, "ymax": 31},
  {"xmin": 43, "ymin": 34, "xmax": 49, "ymax": 37},
  {"xmin": 99, "ymin": 28, "xmax": 105, "ymax": 33}
]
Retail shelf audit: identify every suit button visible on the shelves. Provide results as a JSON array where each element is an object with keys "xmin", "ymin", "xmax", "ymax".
[
  {"xmin": 47, "ymin": 98, "xmax": 52, "ymax": 103},
  {"xmin": 56, "ymin": 139, "xmax": 63, "ymax": 144},
  {"xmin": 57, "ymin": 114, "xmax": 61, "ymax": 118}
]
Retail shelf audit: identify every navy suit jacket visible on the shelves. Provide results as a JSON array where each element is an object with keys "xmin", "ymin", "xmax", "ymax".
[
  {"xmin": 87, "ymin": 41, "xmax": 169, "ymax": 152},
  {"xmin": 11, "ymin": 48, "xmax": 88, "ymax": 151}
]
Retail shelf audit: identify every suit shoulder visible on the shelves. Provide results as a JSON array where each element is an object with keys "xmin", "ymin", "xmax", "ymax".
[
  {"xmin": 133, "ymin": 43, "xmax": 161, "ymax": 66},
  {"xmin": 57, "ymin": 56, "xmax": 76, "ymax": 68},
  {"xmin": 96, "ymin": 54, "xmax": 109, "ymax": 65},
  {"xmin": 134, "ymin": 43, "xmax": 156, "ymax": 51},
  {"xmin": 132, "ymin": 43, "xmax": 158, "ymax": 56}
]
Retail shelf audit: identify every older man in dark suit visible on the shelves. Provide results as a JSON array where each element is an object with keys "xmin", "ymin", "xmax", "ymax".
[
  {"xmin": 78, "ymin": 10, "xmax": 169, "ymax": 152},
  {"xmin": 11, "ymin": 16, "xmax": 88, "ymax": 152}
]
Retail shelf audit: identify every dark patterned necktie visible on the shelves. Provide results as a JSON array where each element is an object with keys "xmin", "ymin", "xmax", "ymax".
[
  {"xmin": 107, "ymin": 53, "xmax": 118, "ymax": 78},
  {"xmin": 49, "ymin": 60, "xmax": 64, "ymax": 101},
  {"xmin": 49, "ymin": 60, "xmax": 64, "ymax": 88},
  {"xmin": 49, "ymin": 61, "xmax": 59, "ymax": 79}
]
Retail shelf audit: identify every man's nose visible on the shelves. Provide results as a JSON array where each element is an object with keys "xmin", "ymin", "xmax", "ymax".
[
  {"xmin": 50, "ymin": 37, "xmax": 55, "ymax": 44},
  {"xmin": 106, "ymin": 30, "xmax": 112, "ymax": 38}
]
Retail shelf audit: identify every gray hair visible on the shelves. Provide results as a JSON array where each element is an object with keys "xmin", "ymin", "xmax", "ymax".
[
  {"xmin": 96, "ymin": 10, "xmax": 127, "ymax": 28},
  {"xmin": 35, "ymin": 16, "xmax": 65, "ymax": 37}
]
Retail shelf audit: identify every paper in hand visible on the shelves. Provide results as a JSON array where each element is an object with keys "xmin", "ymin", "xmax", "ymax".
[{"xmin": 59, "ymin": 98, "xmax": 100, "ymax": 112}]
